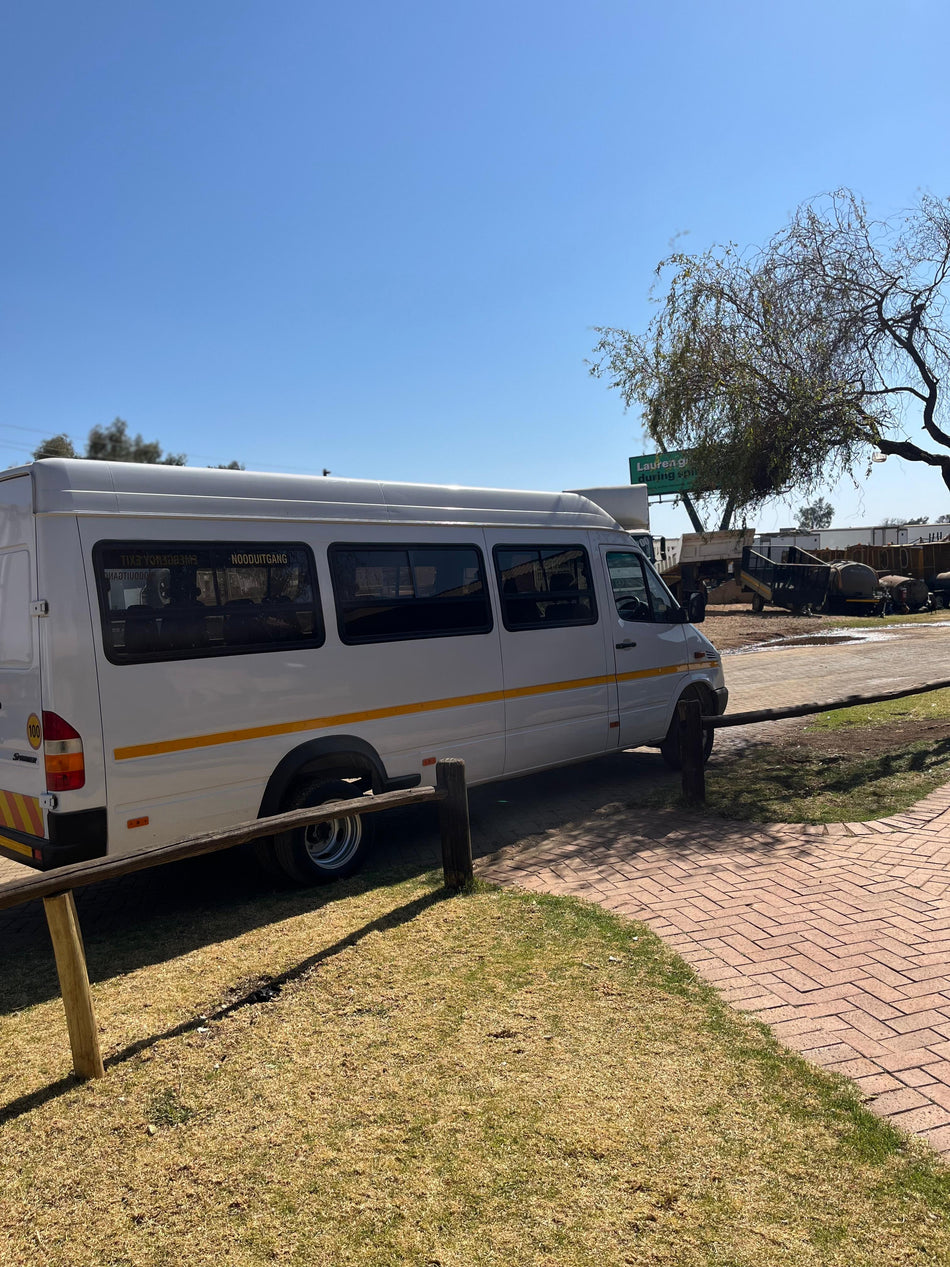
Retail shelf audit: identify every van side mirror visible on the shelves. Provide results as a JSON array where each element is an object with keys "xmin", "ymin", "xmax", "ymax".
[{"xmin": 685, "ymin": 590, "xmax": 707, "ymax": 624}]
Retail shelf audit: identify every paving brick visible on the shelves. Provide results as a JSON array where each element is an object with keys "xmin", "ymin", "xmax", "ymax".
[
  {"xmin": 921, "ymin": 1124, "xmax": 950, "ymax": 1152},
  {"xmin": 840, "ymin": 991, "xmax": 902, "ymax": 1022},
  {"xmin": 920, "ymin": 1061, "xmax": 950, "ymax": 1087},
  {"xmin": 895, "ymin": 1066, "xmax": 941, "ymax": 1089},
  {"xmin": 888, "ymin": 1028, "xmax": 945, "ymax": 1052},
  {"xmin": 824, "ymin": 1057, "xmax": 887, "ymax": 1080},
  {"xmin": 889, "ymin": 1104, "xmax": 950, "ymax": 1134},
  {"xmin": 797, "ymin": 1041, "xmax": 863, "ymax": 1065},
  {"xmin": 772, "ymin": 967, "xmax": 824, "ymax": 993},
  {"xmin": 888, "ymin": 1010, "xmax": 950, "ymax": 1035},
  {"xmin": 854, "ymin": 1073, "xmax": 903, "ymax": 1097},
  {"xmin": 866, "ymin": 1087, "xmax": 933, "ymax": 1115},
  {"xmin": 892, "ymin": 991, "xmax": 950, "ymax": 1014},
  {"xmin": 918, "ymin": 1082, "xmax": 950, "ymax": 1112},
  {"xmin": 835, "ymin": 1009, "xmax": 897, "ymax": 1042},
  {"xmin": 841, "ymin": 1032, "xmax": 893, "ymax": 1060}
]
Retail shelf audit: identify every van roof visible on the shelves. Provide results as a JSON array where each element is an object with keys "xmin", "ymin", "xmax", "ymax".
[{"xmin": 22, "ymin": 459, "xmax": 621, "ymax": 530}]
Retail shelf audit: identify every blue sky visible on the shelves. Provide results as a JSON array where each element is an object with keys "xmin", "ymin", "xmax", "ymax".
[{"xmin": 3, "ymin": 0, "xmax": 950, "ymax": 536}]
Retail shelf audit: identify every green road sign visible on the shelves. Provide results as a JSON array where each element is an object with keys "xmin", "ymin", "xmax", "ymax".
[{"xmin": 629, "ymin": 450, "xmax": 697, "ymax": 495}]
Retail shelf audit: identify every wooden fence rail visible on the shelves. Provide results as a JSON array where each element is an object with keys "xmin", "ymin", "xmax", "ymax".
[
  {"xmin": 3, "ymin": 757, "xmax": 473, "ymax": 1082},
  {"xmin": 677, "ymin": 678, "xmax": 950, "ymax": 805}
]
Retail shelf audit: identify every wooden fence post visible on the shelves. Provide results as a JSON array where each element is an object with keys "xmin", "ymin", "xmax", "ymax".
[
  {"xmin": 678, "ymin": 697, "xmax": 706, "ymax": 806},
  {"xmin": 436, "ymin": 758, "xmax": 474, "ymax": 890},
  {"xmin": 43, "ymin": 892, "xmax": 104, "ymax": 1079}
]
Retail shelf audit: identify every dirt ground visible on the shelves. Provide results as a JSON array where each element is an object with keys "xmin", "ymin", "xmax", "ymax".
[
  {"xmin": 701, "ymin": 602, "xmax": 847, "ymax": 651},
  {"xmin": 791, "ymin": 715, "xmax": 950, "ymax": 758},
  {"xmin": 703, "ymin": 604, "xmax": 950, "ymax": 757}
]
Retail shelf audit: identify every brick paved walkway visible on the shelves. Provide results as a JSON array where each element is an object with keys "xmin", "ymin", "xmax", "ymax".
[{"xmin": 479, "ymin": 775, "xmax": 950, "ymax": 1157}]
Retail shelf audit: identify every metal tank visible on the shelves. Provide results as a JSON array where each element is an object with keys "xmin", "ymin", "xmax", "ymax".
[
  {"xmin": 824, "ymin": 560, "xmax": 882, "ymax": 614},
  {"xmin": 877, "ymin": 574, "xmax": 931, "ymax": 612}
]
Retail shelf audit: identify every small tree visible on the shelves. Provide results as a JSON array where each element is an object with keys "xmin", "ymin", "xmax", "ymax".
[
  {"xmin": 937, "ymin": 512, "xmax": 950, "ymax": 522},
  {"xmin": 32, "ymin": 417, "xmax": 240, "ymax": 468},
  {"xmin": 32, "ymin": 433, "xmax": 77, "ymax": 460},
  {"xmin": 85, "ymin": 418, "xmax": 185, "ymax": 466},
  {"xmin": 796, "ymin": 498, "xmax": 834, "ymax": 531},
  {"xmin": 590, "ymin": 189, "xmax": 950, "ymax": 519}
]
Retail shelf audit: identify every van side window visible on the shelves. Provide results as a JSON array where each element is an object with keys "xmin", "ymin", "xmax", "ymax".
[
  {"xmin": 0, "ymin": 551, "xmax": 33, "ymax": 667},
  {"xmin": 493, "ymin": 546, "xmax": 597, "ymax": 630},
  {"xmin": 606, "ymin": 551, "xmax": 679, "ymax": 622},
  {"xmin": 329, "ymin": 544, "xmax": 492, "ymax": 644},
  {"xmin": 93, "ymin": 542, "xmax": 324, "ymax": 664},
  {"xmin": 642, "ymin": 559, "xmax": 679, "ymax": 621}
]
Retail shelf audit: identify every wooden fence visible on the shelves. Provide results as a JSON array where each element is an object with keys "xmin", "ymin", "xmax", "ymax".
[
  {"xmin": 676, "ymin": 677, "xmax": 950, "ymax": 805},
  {"xmin": 2, "ymin": 758, "xmax": 473, "ymax": 1082}
]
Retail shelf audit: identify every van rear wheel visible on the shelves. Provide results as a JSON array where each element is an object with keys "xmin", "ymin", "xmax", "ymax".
[
  {"xmin": 659, "ymin": 687, "xmax": 715, "ymax": 770},
  {"xmin": 268, "ymin": 777, "xmax": 372, "ymax": 885}
]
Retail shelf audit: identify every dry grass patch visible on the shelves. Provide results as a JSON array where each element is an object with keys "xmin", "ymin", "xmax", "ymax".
[
  {"xmin": 0, "ymin": 871, "xmax": 947, "ymax": 1265},
  {"xmin": 632, "ymin": 689, "xmax": 950, "ymax": 824}
]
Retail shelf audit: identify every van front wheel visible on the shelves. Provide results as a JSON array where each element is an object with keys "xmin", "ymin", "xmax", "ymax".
[
  {"xmin": 269, "ymin": 777, "xmax": 372, "ymax": 884},
  {"xmin": 659, "ymin": 688, "xmax": 715, "ymax": 770}
]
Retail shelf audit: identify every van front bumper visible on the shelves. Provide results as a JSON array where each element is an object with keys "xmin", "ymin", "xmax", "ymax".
[{"xmin": 713, "ymin": 686, "xmax": 729, "ymax": 715}]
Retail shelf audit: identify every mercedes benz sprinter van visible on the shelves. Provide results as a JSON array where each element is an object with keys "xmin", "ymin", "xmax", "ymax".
[{"xmin": 0, "ymin": 461, "xmax": 726, "ymax": 882}]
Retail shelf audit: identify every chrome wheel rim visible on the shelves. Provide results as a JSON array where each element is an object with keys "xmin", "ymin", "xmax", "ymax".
[{"xmin": 303, "ymin": 814, "xmax": 362, "ymax": 870}]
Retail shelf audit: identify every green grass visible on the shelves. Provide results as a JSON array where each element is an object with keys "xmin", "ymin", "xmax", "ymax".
[
  {"xmin": 809, "ymin": 686, "xmax": 950, "ymax": 730},
  {"xmin": 0, "ymin": 871, "xmax": 948, "ymax": 1265},
  {"xmin": 828, "ymin": 609, "xmax": 950, "ymax": 631},
  {"xmin": 693, "ymin": 738, "xmax": 950, "ymax": 823}
]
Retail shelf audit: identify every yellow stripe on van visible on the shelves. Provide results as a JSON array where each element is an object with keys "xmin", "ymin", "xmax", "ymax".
[{"xmin": 113, "ymin": 660, "xmax": 721, "ymax": 762}]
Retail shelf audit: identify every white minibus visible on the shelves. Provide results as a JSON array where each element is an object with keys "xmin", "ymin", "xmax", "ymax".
[{"xmin": 0, "ymin": 460, "xmax": 727, "ymax": 883}]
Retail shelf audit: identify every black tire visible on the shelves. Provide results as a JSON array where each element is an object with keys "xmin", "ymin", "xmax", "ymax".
[
  {"xmin": 266, "ymin": 777, "xmax": 373, "ymax": 885},
  {"xmin": 751, "ymin": 592, "xmax": 765, "ymax": 613},
  {"xmin": 659, "ymin": 686, "xmax": 715, "ymax": 770}
]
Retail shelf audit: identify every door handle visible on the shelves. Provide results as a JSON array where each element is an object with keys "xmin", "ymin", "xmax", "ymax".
[{"xmin": 615, "ymin": 640, "xmax": 637, "ymax": 649}]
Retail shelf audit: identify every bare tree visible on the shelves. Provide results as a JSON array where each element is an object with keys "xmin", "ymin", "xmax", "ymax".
[{"xmin": 590, "ymin": 190, "xmax": 950, "ymax": 516}]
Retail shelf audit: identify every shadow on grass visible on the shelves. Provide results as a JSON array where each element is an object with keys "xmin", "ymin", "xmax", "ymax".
[
  {"xmin": 0, "ymin": 881, "xmax": 448, "ymax": 1128},
  {"xmin": 705, "ymin": 736, "xmax": 950, "ymax": 814},
  {"xmin": 0, "ymin": 748, "xmax": 671, "ymax": 1014}
]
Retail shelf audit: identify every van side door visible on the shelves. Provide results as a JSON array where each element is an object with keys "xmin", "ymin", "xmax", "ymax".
[
  {"xmin": 486, "ymin": 534, "xmax": 610, "ymax": 774},
  {"xmin": 601, "ymin": 547, "xmax": 689, "ymax": 748}
]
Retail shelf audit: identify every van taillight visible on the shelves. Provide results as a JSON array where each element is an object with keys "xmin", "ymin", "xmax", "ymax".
[{"xmin": 42, "ymin": 711, "xmax": 85, "ymax": 791}]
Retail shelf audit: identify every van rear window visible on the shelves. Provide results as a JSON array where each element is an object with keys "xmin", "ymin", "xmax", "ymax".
[
  {"xmin": 329, "ymin": 544, "xmax": 492, "ymax": 643},
  {"xmin": 93, "ymin": 542, "xmax": 324, "ymax": 664},
  {"xmin": 493, "ymin": 545, "xmax": 597, "ymax": 630}
]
